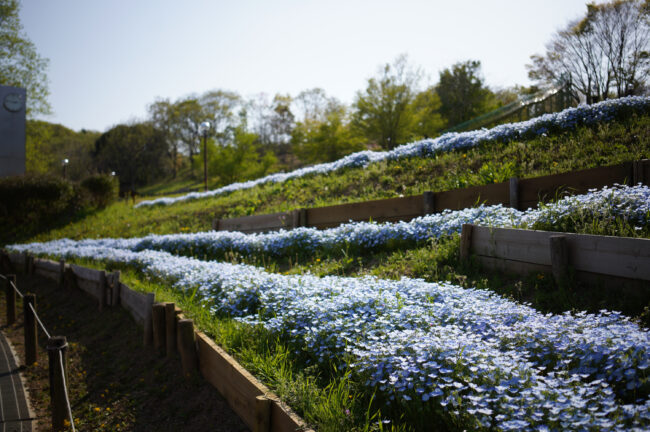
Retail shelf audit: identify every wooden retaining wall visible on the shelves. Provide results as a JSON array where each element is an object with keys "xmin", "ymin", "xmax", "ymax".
[
  {"xmin": 461, "ymin": 224, "xmax": 650, "ymax": 287},
  {"xmin": 5, "ymin": 253, "xmax": 312, "ymax": 432},
  {"xmin": 213, "ymin": 159, "xmax": 650, "ymax": 234}
]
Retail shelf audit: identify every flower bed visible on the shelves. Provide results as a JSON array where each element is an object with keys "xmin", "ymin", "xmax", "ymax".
[
  {"xmin": 9, "ymin": 184, "xmax": 650, "ymax": 430},
  {"xmin": 37, "ymin": 184, "xmax": 650, "ymax": 263},
  {"xmin": 136, "ymin": 96, "xmax": 650, "ymax": 208},
  {"xmin": 6, "ymin": 244, "xmax": 650, "ymax": 430}
]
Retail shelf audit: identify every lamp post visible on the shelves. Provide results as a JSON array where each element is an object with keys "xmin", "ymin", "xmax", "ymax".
[
  {"xmin": 199, "ymin": 121, "xmax": 211, "ymax": 192},
  {"xmin": 62, "ymin": 158, "xmax": 69, "ymax": 179}
]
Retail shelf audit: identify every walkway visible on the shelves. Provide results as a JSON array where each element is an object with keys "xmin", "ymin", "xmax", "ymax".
[{"xmin": 0, "ymin": 330, "xmax": 33, "ymax": 432}]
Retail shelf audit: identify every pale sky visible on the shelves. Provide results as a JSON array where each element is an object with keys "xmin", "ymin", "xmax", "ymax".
[{"xmin": 21, "ymin": 0, "xmax": 590, "ymax": 132}]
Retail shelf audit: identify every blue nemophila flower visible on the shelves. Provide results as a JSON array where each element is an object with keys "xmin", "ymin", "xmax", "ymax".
[
  {"xmin": 9, "ymin": 184, "xmax": 650, "ymax": 430},
  {"xmin": 30, "ymin": 184, "xmax": 649, "ymax": 264},
  {"xmin": 136, "ymin": 96, "xmax": 650, "ymax": 208}
]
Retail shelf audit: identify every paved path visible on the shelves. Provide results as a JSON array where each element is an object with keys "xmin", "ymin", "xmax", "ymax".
[{"xmin": 0, "ymin": 330, "xmax": 33, "ymax": 432}]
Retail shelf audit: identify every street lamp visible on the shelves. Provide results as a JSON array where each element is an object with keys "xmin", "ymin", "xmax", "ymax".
[
  {"xmin": 62, "ymin": 158, "xmax": 69, "ymax": 179},
  {"xmin": 198, "ymin": 121, "xmax": 211, "ymax": 192}
]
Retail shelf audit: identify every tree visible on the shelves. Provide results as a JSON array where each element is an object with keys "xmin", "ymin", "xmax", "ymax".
[
  {"xmin": 411, "ymin": 87, "xmax": 445, "ymax": 139},
  {"xmin": 0, "ymin": 0, "xmax": 50, "ymax": 115},
  {"xmin": 351, "ymin": 54, "xmax": 421, "ymax": 150},
  {"xmin": 148, "ymin": 98, "xmax": 180, "ymax": 177},
  {"xmin": 198, "ymin": 126, "xmax": 277, "ymax": 186},
  {"xmin": 292, "ymin": 102, "xmax": 364, "ymax": 164},
  {"xmin": 528, "ymin": 0, "xmax": 650, "ymax": 103},
  {"xmin": 94, "ymin": 123, "xmax": 170, "ymax": 192},
  {"xmin": 436, "ymin": 60, "xmax": 494, "ymax": 127}
]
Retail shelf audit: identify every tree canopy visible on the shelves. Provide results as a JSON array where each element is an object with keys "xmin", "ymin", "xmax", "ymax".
[
  {"xmin": 0, "ymin": 0, "xmax": 50, "ymax": 115},
  {"xmin": 528, "ymin": 0, "xmax": 650, "ymax": 103}
]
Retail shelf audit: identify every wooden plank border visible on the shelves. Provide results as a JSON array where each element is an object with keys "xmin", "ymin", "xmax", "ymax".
[
  {"xmin": 212, "ymin": 160, "xmax": 650, "ymax": 234},
  {"xmin": 6, "ymin": 255, "xmax": 313, "ymax": 431},
  {"xmin": 463, "ymin": 224, "xmax": 650, "ymax": 284}
]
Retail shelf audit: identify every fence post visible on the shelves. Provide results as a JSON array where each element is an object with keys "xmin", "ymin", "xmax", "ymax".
[
  {"xmin": 98, "ymin": 270, "xmax": 107, "ymax": 311},
  {"xmin": 23, "ymin": 293, "xmax": 37, "ymax": 365},
  {"xmin": 254, "ymin": 395, "xmax": 272, "ymax": 432},
  {"xmin": 550, "ymin": 235, "xmax": 569, "ymax": 285},
  {"xmin": 459, "ymin": 224, "xmax": 474, "ymax": 261},
  {"xmin": 178, "ymin": 319, "xmax": 198, "ymax": 376},
  {"xmin": 109, "ymin": 271, "xmax": 121, "ymax": 306},
  {"xmin": 165, "ymin": 302, "xmax": 177, "ymax": 357},
  {"xmin": 143, "ymin": 292, "xmax": 155, "ymax": 346},
  {"xmin": 5, "ymin": 274, "xmax": 16, "ymax": 325},
  {"xmin": 423, "ymin": 191, "xmax": 435, "ymax": 215},
  {"xmin": 152, "ymin": 303, "xmax": 166, "ymax": 355},
  {"xmin": 47, "ymin": 336, "xmax": 68, "ymax": 431},
  {"xmin": 509, "ymin": 177, "xmax": 519, "ymax": 210},
  {"xmin": 58, "ymin": 260, "xmax": 65, "ymax": 289}
]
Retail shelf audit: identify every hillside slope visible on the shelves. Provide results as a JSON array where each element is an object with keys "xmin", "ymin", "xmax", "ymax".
[{"xmin": 30, "ymin": 110, "xmax": 650, "ymax": 242}]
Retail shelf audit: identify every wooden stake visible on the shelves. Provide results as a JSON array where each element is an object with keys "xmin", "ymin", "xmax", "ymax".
[
  {"xmin": 423, "ymin": 191, "xmax": 435, "ymax": 215},
  {"xmin": 152, "ymin": 303, "xmax": 166, "ymax": 355},
  {"xmin": 254, "ymin": 395, "xmax": 271, "ymax": 432},
  {"xmin": 177, "ymin": 319, "xmax": 198, "ymax": 376},
  {"xmin": 460, "ymin": 224, "xmax": 474, "ymax": 261},
  {"xmin": 143, "ymin": 292, "xmax": 155, "ymax": 346},
  {"xmin": 5, "ymin": 274, "xmax": 16, "ymax": 325},
  {"xmin": 98, "ymin": 270, "xmax": 107, "ymax": 311},
  {"xmin": 23, "ymin": 293, "xmax": 37, "ymax": 365},
  {"xmin": 550, "ymin": 235, "xmax": 569, "ymax": 285},
  {"xmin": 58, "ymin": 260, "xmax": 65, "ymax": 289},
  {"xmin": 47, "ymin": 336, "xmax": 68, "ymax": 431},
  {"xmin": 509, "ymin": 177, "xmax": 519, "ymax": 210},
  {"xmin": 165, "ymin": 302, "xmax": 177, "ymax": 357}
]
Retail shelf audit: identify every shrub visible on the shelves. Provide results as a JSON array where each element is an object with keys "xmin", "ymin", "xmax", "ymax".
[
  {"xmin": 0, "ymin": 175, "xmax": 81, "ymax": 244},
  {"xmin": 81, "ymin": 174, "xmax": 118, "ymax": 208}
]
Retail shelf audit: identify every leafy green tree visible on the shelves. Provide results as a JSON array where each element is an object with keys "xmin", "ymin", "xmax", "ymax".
[
  {"xmin": 0, "ymin": 0, "xmax": 50, "ymax": 115},
  {"xmin": 411, "ymin": 87, "xmax": 445, "ymax": 139},
  {"xmin": 292, "ymin": 103, "xmax": 364, "ymax": 164},
  {"xmin": 352, "ymin": 55, "xmax": 420, "ymax": 149},
  {"xmin": 94, "ymin": 123, "xmax": 170, "ymax": 192},
  {"xmin": 197, "ymin": 126, "xmax": 276, "ymax": 186},
  {"xmin": 25, "ymin": 120, "xmax": 99, "ymax": 179},
  {"xmin": 436, "ymin": 60, "xmax": 494, "ymax": 127}
]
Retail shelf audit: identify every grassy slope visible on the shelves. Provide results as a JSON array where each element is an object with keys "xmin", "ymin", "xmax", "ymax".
[
  {"xmin": 28, "ymin": 113, "xmax": 650, "ymax": 242},
  {"xmin": 14, "ymin": 113, "xmax": 650, "ymax": 431}
]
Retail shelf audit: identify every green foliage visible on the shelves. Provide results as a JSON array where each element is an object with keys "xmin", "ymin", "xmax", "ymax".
[
  {"xmin": 410, "ymin": 87, "xmax": 445, "ymax": 139},
  {"xmin": 194, "ymin": 126, "xmax": 278, "ymax": 187},
  {"xmin": 292, "ymin": 105, "xmax": 365, "ymax": 163},
  {"xmin": 94, "ymin": 122, "xmax": 171, "ymax": 192},
  {"xmin": 0, "ymin": 0, "xmax": 50, "ymax": 115},
  {"xmin": 80, "ymin": 174, "xmax": 118, "ymax": 209},
  {"xmin": 25, "ymin": 120, "xmax": 99, "ymax": 179},
  {"xmin": 351, "ymin": 55, "xmax": 420, "ymax": 149},
  {"xmin": 28, "ymin": 113, "xmax": 650, "ymax": 243},
  {"xmin": 436, "ymin": 60, "xmax": 495, "ymax": 127},
  {"xmin": 0, "ymin": 175, "xmax": 81, "ymax": 243}
]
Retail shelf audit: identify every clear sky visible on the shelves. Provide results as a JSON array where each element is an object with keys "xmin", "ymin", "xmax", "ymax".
[{"xmin": 21, "ymin": 0, "xmax": 590, "ymax": 132}]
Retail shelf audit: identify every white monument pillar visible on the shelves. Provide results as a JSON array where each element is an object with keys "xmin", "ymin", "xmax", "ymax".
[{"xmin": 0, "ymin": 85, "xmax": 26, "ymax": 176}]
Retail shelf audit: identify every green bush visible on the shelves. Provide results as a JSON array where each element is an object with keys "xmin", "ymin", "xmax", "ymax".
[
  {"xmin": 81, "ymin": 174, "xmax": 118, "ymax": 208},
  {"xmin": 0, "ymin": 175, "xmax": 82, "ymax": 244}
]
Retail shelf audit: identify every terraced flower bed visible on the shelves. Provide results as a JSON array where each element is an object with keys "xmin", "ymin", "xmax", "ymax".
[{"xmin": 9, "ymin": 185, "xmax": 650, "ymax": 430}]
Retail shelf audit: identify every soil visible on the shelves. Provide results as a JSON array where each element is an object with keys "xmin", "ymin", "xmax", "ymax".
[{"xmin": 0, "ymin": 272, "xmax": 249, "ymax": 432}]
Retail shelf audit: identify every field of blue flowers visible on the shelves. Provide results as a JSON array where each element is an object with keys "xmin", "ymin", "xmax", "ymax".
[
  {"xmin": 10, "ymin": 184, "xmax": 650, "ymax": 431},
  {"xmin": 137, "ymin": 96, "xmax": 650, "ymax": 208}
]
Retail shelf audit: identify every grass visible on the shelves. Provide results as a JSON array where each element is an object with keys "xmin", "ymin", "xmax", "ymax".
[
  {"xmin": 45, "ymin": 257, "xmax": 410, "ymax": 432},
  {"xmin": 23, "ymin": 113, "xmax": 650, "ymax": 243},
  {"xmin": 7, "ymin": 113, "xmax": 650, "ymax": 431}
]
